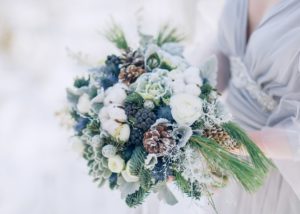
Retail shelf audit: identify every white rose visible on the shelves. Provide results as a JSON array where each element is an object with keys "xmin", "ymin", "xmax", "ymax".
[
  {"xmin": 77, "ymin": 93, "xmax": 91, "ymax": 114},
  {"xmin": 121, "ymin": 160, "xmax": 139, "ymax": 182},
  {"xmin": 170, "ymin": 79, "xmax": 186, "ymax": 94},
  {"xmin": 170, "ymin": 93, "xmax": 203, "ymax": 126},
  {"xmin": 167, "ymin": 69, "xmax": 184, "ymax": 81},
  {"xmin": 108, "ymin": 155, "xmax": 125, "ymax": 173}
]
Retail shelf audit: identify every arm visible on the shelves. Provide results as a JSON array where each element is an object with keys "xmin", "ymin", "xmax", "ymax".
[{"xmin": 249, "ymin": 129, "xmax": 296, "ymax": 160}]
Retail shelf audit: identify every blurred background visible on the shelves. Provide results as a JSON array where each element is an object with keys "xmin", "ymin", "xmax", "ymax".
[{"xmin": 0, "ymin": 0, "xmax": 224, "ymax": 213}]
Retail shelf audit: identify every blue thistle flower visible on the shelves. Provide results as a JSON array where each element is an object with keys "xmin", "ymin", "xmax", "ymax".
[
  {"xmin": 156, "ymin": 106, "xmax": 174, "ymax": 121},
  {"xmin": 74, "ymin": 117, "xmax": 89, "ymax": 134}
]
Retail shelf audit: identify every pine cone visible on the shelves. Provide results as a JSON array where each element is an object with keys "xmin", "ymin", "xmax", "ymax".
[
  {"xmin": 202, "ymin": 126, "xmax": 240, "ymax": 150},
  {"xmin": 143, "ymin": 124, "xmax": 175, "ymax": 156},
  {"xmin": 119, "ymin": 65, "xmax": 145, "ymax": 85},
  {"xmin": 120, "ymin": 50, "xmax": 145, "ymax": 68}
]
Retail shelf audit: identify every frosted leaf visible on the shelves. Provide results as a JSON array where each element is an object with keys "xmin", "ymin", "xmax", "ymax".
[
  {"xmin": 172, "ymin": 125, "xmax": 193, "ymax": 148},
  {"xmin": 145, "ymin": 154, "xmax": 158, "ymax": 170}
]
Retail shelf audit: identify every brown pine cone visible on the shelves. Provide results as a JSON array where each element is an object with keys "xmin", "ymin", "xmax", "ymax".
[
  {"xmin": 120, "ymin": 50, "xmax": 145, "ymax": 68},
  {"xmin": 143, "ymin": 124, "xmax": 175, "ymax": 156},
  {"xmin": 202, "ymin": 126, "xmax": 240, "ymax": 150},
  {"xmin": 118, "ymin": 65, "xmax": 145, "ymax": 85}
]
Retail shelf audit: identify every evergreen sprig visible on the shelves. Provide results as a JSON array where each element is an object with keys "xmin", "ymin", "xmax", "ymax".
[
  {"xmin": 222, "ymin": 122, "xmax": 274, "ymax": 173},
  {"xmin": 86, "ymin": 119, "xmax": 100, "ymax": 136},
  {"xmin": 125, "ymin": 187, "xmax": 149, "ymax": 208},
  {"xmin": 129, "ymin": 147, "xmax": 147, "ymax": 176},
  {"xmin": 174, "ymin": 171, "xmax": 201, "ymax": 200},
  {"xmin": 139, "ymin": 168, "xmax": 152, "ymax": 190},
  {"xmin": 155, "ymin": 25, "xmax": 184, "ymax": 47},
  {"xmin": 190, "ymin": 135, "xmax": 267, "ymax": 192},
  {"xmin": 125, "ymin": 92, "xmax": 144, "ymax": 107},
  {"xmin": 104, "ymin": 21, "xmax": 129, "ymax": 51}
]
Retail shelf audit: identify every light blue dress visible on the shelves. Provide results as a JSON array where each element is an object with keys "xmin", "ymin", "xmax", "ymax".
[{"xmin": 215, "ymin": 0, "xmax": 300, "ymax": 213}]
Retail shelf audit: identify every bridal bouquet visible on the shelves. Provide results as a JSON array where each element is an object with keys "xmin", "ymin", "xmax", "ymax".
[{"xmin": 65, "ymin": 24, "xmax": 273, "ymax": 208}]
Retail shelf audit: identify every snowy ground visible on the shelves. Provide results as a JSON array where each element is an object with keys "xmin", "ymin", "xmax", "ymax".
[{"xmin": 0, "ymin": 0, "xmax": 223, "ymax": 213}]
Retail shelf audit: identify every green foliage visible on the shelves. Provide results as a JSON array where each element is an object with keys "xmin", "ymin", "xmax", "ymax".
[
  {"xmin": 155, "ymin": 25, "xmax": 184, "ymax": 47},
  {"xmin": 66, "ymin": 88, "xmax": 80, "ymax": 105},
  {"xmin": 222, "ymin": 122, "xmax": 274, "ymax": 173},
  {"xmin": 125, "ymin": 92, "xmax": 144, "ymax": 107},
  {"xmin": 125, "ymin": 187, "xmax": 149, "ymax": 208},
  {"xmin": 74, "ymin": 76, "xmax": 89, "ymax": 88},
  {"xmin": 174, "ymin": 171, "xmax": 202, "ymax": 200},
  {"xmin": 139, "ymin": 168, "xmax": 152, "ymax": 190},
  {"xmin": 83, "ymin": 144, "xmax": 94, "ymax": 160},
  {"xmin": 191, "ymin": 119, "xmax": 205, "ymax": 130},
  {"xmin": 160, "ymin": 61, "xmax": 175, "ymax": 71},
  {"xmin": 70, "ymin": 109, "xmax": 80, "ymax": 121},
  {"xmin": 86, "ymin": 119, "xmax": 100, "ymax": 136},
  {"xmin": 200, "ymin": 83, "xmax": 213, "ymax": 100},
  {"xmin": 104, "ymin": 21, "xmax": 129, "ymax": 51},
  {"xmin": 129, "ymin": 147, "xmax": 147, "ymax": 176},
  {"xmin": 190, "ymin": 135, "xmax": 269, "ymax": 192},
  {"xmin": 146, "ymin": 53, "xmax": 161, "ymax": 70}
]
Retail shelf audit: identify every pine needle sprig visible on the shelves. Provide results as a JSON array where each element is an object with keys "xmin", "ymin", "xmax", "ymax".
[
  {"xmin": 222, "ymin": 122, "xmax": 274, "ymax": 173},
  {"xmin": 155, "ymin": 24, "xmax": 184, "ymax": 47},
  {"xmin": 190, "ymin": 136, "xmax": 267, "ymax": 192},
  {"xmin": 125, "ymin": 187, "xmax": 150, "ymax": 208},
  {"xmin": 174, "ymin": 171, "xmax": 202, "ymax": 200},
  {"xmin": 104, "ymin": 21, "xmax": 130, "ymax": 51},
  {"xmin": 129, "ymin": 146, "xmax": 147, "ymax": 176}
]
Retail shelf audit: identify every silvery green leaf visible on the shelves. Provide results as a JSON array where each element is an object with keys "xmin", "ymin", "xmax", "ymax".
[
  {"xmin": 152, "ymin": 181, "xmax": 167, "ymax": 193},
  {"xmin": 101, "ymin": 157, "xmax": 108, "ymax": 168},
  {"xmin": 102, "ymin": 169, "xmax": 112, "ymax": 179},
  {"xmin": 200, "ymin": 55, "xmax": 218, "ymax": 87},
  {"xmin": 98, "ymin": 178, "xmax": 106, "ymax": 188},
  {"xmin": 66, "ymin": 88, "xmax": 80, "ymax": 106},
  {"xmin": 157, "ymin": 185, "xmax": 178, "ymax": 205},
  {"xmin": 91, "ymin": 102, "xmax": 103, "ymax": 114},
  {"xmin": 118, "ymin": 176, "xmax": 140, "ymax": 199}
]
